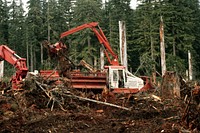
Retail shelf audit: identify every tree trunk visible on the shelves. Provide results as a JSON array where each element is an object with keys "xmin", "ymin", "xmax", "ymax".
[
  {"xmin": 87, "ymin": 36, "xmax": 91, "ymax": 64},
  {"xmin": 34, "ymin": 47, "xmax": 36, "ymax": 70},
  {"xmin": 0, "ymin": 61, "xmax": 4, "ymax": 79},
  {"xmin": 100, "ymin": 47, "xmax": 104, "ymax": 70},
  {"xmin": 30, "ymin": 45, "xmax": 33, "ymax": 72},
  {"xmin": 161, "ymin": 71, "xmax": 180, "ymax": 98},
  {"xmin": 94, "ymin": 57, "xmax": 97, "ymax": 70},
  {"xmin": 41, "ymin": 43, "xmax": 43, "ymax": 67},
  {"xmin": 160, "ymin": 16, "xmax": 166, "ymax": 76},
  {"xmin": 26, "ymin": 27, "xmax": 29, "ymax": 69},
  {"xmin": 26, "ymin": 42, "xmax": 29, "ymax": 69},
  {"xmin": 150, "ymin": 24, "xmax": 156, "ymax": 84},
  {"xmin": 188, "ymin": 50, "xmax": 192, "ymax": 80}
]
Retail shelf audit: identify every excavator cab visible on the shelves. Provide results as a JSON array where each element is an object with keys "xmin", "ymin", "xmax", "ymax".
[
  {"xmin": 105, "ymin": 66, "xmax": 144, "ymax": 93},
  {"xmin": 107, "ymin": 66, "xmax": 125, "ymax": 88}
]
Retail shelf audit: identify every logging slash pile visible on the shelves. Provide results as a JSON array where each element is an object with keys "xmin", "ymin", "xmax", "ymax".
[{"xmin": 0, "ymin": 72, "xmax": 200, "ymax": 133}]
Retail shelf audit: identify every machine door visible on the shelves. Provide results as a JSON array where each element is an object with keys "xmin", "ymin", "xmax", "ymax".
[
  {"xmin": 110, "ymin": 69, "xmax": 119, "ymax": 88},
  {"xmin": 118, "ymin": 69, "xmax": 125, "ymax": 88}
]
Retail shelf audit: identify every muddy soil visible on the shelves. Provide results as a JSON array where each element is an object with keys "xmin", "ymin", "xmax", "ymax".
[
  {"xmin": 0, "ymin": 74, "xmax": 199, "ymax": 133},
  {"xmin": 0, "ymin": 89, "xmax": 199, "ymax": 133}
]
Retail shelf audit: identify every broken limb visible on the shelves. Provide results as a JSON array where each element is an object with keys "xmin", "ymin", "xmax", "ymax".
[
  {"xmin": 63, "ymin": 93, "xmax": 131, "ymax": 111},
  {"xmin": 45, "ymin": 67, "xmax": 58, "ymax": 80},
  {"xmin": 35, "ymin": 81, "xmax": 67, "ymax": 112}
]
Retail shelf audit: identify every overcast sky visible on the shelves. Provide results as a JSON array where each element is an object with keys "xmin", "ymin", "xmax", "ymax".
[{"xmin": 130, "ymin": 0, "xmax": 137, "ymax": 9}]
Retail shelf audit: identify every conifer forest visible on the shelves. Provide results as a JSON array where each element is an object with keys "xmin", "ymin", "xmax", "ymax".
[{"xmin": 0, "ymin": 0, "xmax": 200, "ymax": 132}]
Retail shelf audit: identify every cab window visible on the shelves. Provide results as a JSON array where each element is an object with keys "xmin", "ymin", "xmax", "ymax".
[{"xmin": 113, "ymin": 70, "xmax": 118, "ymax": 81}]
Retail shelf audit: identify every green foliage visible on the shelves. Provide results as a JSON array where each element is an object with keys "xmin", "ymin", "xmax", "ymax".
[
  {"xmin": 137, "ymin": 52, "xmax": 158, "ymax": 76},
  {"xmin": 104, "ymin": 0, "xmax": 132, "ymax": 55},
  {"xmin": 161, "ymin": 0, "xmax": 196, "ymax": 76},
  {"xmin": 72, "ymin": 0, "xmax": 102, "ymax": 24},
  {"xmin": 4, "ymin": 62, "xmax": 15, "ymax": 78},
  {"xmin": 26, "ymin": 0, "xmax": 44, "ymax": 70},
  {"xmin": 0, "ymin": 0, "xmax": 9, "ymax": 43},
  {"xmin": 0, "ymin": 0, "xmax": 199, "ymax": 80},
  {"xmin": 189, "ymin": 0, "xmax": 200, "ymax": 78},
  {"xmin": 69, "ymin": 0, "xmax": 103, "ymax": 65},
  {"xmin": 166, "ymin": 54, "xmax": 186, "ymax": 75},
  {"xmin": 132, "ymin": 0, "xmax": 199, "ymax": 78},
  {"xmin": 131, "ymin": 0, "xmax": 160, "ymax": 73},
  {"xmin": 8, "ymin": 0, "xmax": 26, "ymax": 56}
]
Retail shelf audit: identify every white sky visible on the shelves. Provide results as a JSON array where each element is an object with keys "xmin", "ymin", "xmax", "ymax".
[
  {"xmin": 21, "ymin": 0, "xmax": 137, "ymax": 10},
  {"xmin": 130, "ymin": 0, "xmax": 137, "ymax": 9},
  {"xmin": 102, "ymin": 0, "xmax": 137, "ymax": 9}
]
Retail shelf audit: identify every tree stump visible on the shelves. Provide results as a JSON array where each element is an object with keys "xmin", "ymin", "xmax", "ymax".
[{"xmin": 161, "ymin": 71, "xmax": 181, "ymax": 98}]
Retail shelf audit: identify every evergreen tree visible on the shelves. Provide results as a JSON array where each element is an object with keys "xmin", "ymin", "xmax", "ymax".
[
  {"xmin": 0, "ymin": 0, "xmax": 14, "ymax": 77},
  {"xmin": 132, "ymin": 0, "xmax": 198, "ymax": 77},
  {"xmin": 105, "ymin": 0, "xmax": 132, "ymax": 58},
  {"xmin": 0, "ymin": 0, "xmax": 198, "ymax": 79},
  {"xmin": 46, "ymin": 0, "xmax": 59, "ymax": 42},
  {"xmin": 131, "ymin": 0, "xmax": 160, "ymax": 75},
  {"xmin": 187, "ymin": 0, "xmax": 200, "ymax": 79},
  {"xmin": 161, "ymin": 0, "xmax": 196, "ymax": 75},
  {"xmin": 69, "ymin": 0, "xmax": 103, "ymax": 65},
  {"xmin": 0, "ymin": 0, "xmax": 9, "ymax": 44},
  {"xmin": 57, "ymin": 0, "xmax": 74, "ymax": 34},
  {"xmin": 26, "ymin": 0, "xmax": 44, "ymax": 71},
  {"xmin": 8, "ymin": 0, "xmax": 26, "ymax": 56}
]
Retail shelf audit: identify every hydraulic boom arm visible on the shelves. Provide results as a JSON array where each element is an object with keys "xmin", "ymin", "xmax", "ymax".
[
  {"xmin": 0, "ymin": 45, "xmax": 28, "ymax": 89},
  {"xmin": 60, "ymin": 22, "xmax": 119, "ymax": 66}
]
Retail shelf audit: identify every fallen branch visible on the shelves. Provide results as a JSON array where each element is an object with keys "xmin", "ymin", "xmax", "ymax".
[
  {"xmin": 164, "ymin": 116, "xmax": 180, "ymax": 121},
  {"xmin": 150, "ymin": 105, "xmax": 160, "ymax": 112},
  {"xmin": 45, "ymin": 66, "xmax": 58, "ymax": 80},
  {"xmin": 35, "ymin": 81, "xmax": 67, "ymax": 112},
  {"xmin": 151, "ymin": 94, "xmax": 161, "ymax": 101},
  {"xmin": 63, "ymin": 93, "xmax": 131, "ymax": 111},
  {"xmin": 181, "ymin": 96, "xmax": 192, "ymax": 122},
  {"xmin": 36, "ymin": 80, "xmax": 131, "ymax": 111}
]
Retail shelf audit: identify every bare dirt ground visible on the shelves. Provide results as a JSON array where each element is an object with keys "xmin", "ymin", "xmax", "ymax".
[{"xmin": 0, "ymin": 78, "xmax": 199, "ymax": 133}]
